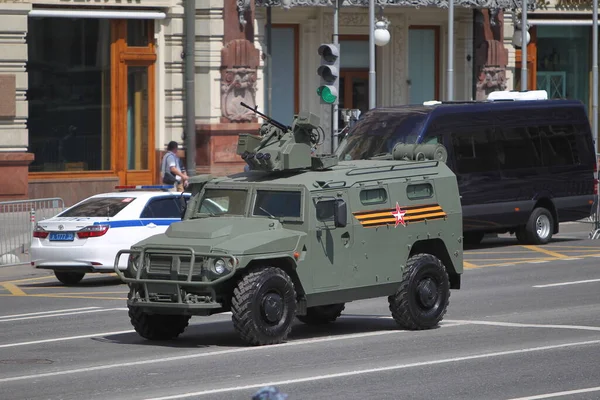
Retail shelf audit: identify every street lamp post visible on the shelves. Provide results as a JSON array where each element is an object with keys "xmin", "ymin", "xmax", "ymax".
[
  {"xmin": 368, "ymin": 0, "xmax": 375, "ymax": 110},
  {"xmin": 592, "ymin": 0, "xmax": 600, "ymax": 239},
  {"xmin": 368, "ymin": 1, "xmax": 391, "ymax": 111},
  {"xmin": 521, "ymin": 0, "xmax": 528, "ymax": 91},
  {"xmin": 447, "ymin": 0, "xmax": 454, "ymax": 100}
]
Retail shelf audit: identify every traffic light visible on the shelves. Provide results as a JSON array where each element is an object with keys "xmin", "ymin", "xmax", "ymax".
[{"xmin": 317, "ymin": 43, "xmax": 339, "ymax": 104}]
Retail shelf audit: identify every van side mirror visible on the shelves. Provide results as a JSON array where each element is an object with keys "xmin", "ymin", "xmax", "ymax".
[{"xmin": 334, "ymin": 199, "xmax": 347, "ymax": 228}]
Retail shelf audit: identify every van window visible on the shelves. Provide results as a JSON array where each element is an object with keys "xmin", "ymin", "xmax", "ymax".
[
  {"xmin": 529, "ymin": 124, "xmax": 579, "ymax": 167},
  {"xmin": 493, "ymin": 126, "xmax": 542, "ymax": 169},
  {"xmin": 451, "ymin": 129, "xmax": 497, "ymax": 174},
  {"xmin": 336, "ymin": 108, "xmax": 430, "ymax": 160}
]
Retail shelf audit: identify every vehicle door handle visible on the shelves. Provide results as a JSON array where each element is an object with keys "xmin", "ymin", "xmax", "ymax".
[{"xmin": 146, "ymin": 223, "xmax": 157, "ymax": 228}]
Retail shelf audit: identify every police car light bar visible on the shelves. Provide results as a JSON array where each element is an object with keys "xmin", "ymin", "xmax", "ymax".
[
  {"xmin": 114, "ymin": 185, "xmax": 173, "ymax": 191},
  {"xmin": 487, "ymin": 90, "xmax": 548, "ymax": 101}
]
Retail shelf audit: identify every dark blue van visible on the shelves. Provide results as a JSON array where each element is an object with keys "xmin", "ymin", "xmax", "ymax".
[{"xmin": 336, "ymin": 99, "xmax": 598, "ymax": 245}]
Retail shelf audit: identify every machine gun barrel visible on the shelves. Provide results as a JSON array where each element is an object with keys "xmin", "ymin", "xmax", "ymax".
[{"xmin": 240, "ymin": 102, "xmax": 290, "ymax": 131}]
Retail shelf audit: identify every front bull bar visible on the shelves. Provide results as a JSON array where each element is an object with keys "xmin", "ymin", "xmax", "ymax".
[{"xmin": 114, "ymin": 247, "xmax": 238, "ymax": 304}]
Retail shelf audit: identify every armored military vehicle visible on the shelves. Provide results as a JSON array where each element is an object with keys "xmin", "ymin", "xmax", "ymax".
[{"xmin": 114, "ymin": 103, "xmax": 464, "ymax": 346}]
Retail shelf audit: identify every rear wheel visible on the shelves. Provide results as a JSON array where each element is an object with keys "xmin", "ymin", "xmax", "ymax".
[
  {"xmin": 128, "ymin": 306, "xmax": 190, "ymax": 340},
  {"xmin": 516, "ymin": 207, "xmax": 554, "ymax": 245},
  {"xmin": 231, "ymin": 267, "xmax": 297, "ymax": 346},
  {"xmin": 297, "ymin": 303, "xmax": 345, "ymax": 325},
  {"xmin": 54, "ymin": 271, "xmax": 85, "ymax": 285},
  {"xmin": 388, "ymin": 253, "xmax": 450, "ymax": 330}
]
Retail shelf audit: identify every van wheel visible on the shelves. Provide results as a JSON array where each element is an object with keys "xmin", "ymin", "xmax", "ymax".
[
  {"xmin": 463, "ymin": 232, "xmax": 485, "ymax": 245},
  {"xmin": 297, "ymin": 303, "xmax": 345, "ymax": 325},
  {"xmin": 517, "ymin": 207, "xmax": 554, "ymax": 245},
  {"xmin": 388, "ymin": 254, "xmax": 450, "ymax": 330},
  {"xmin": 231, "ymin": 267, "xmax": 297, "ymax": 346},
  {"xmin": 54, "ymin": 271, "xmax": 85, "ymax": 285},
  {"xmin": 128, "ymin": 306, "xmax": 190, "ymax": 340}
]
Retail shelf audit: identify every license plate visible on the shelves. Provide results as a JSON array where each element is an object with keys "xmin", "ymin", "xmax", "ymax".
[{"xmin": 49, "ymin": 232, "xmax": 75, "ymax": 241}]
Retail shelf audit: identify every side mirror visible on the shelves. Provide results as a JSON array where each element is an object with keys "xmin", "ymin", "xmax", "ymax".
[{"xmin": 334, "ymin": 199, "xmax": 347, "ymax": 228}]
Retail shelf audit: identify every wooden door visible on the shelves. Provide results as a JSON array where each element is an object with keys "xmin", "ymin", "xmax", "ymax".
[
  {"xmin": 111, "ymin": 20, "xmax": 156, "ymax": 185},
  {"xmin": 514, "ymin": 26, "xmax": 537, "ymax": 90},
  {"xmin": 338, "ymin": 70, "xmax": 369, "ymax": 129}
]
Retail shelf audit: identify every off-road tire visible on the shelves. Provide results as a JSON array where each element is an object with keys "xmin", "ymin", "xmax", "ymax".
[
  {"xmin": 516, "ymin": 207, "xmax": 554, "ymax": 245},
  {"xmin": 231, "ymin": 267, "xmax": 297, "ymax": 346},
  {"xmin": 54, "ymin": 271, "xmax": 85, "ymax": 285},
  {"xmin": 296, "ymin": 303, "xmax": 345, "ymax": 325},
  {"xmin": 128, "ymin": 306, "xmax": 190, "ymax": 340},
  {"xmin": 388, "ymin": 253, "xmax": 450, "ymax": 330}
]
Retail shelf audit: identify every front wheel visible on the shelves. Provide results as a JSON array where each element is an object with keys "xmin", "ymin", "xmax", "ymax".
[
  {"xmin": 297, "ymin": 303, "xmax": 345, "ymax": 325},
  {"xmin": 54, "ymin": 271, "xmax": 85, "ymax": 285},
  {"xmin": 128, "ymin": 306, "xmax": 190, "ymax": 340},
  {"xmin": 231, "ymin": 267, "xmax": 297, "ymax": 346},
  {"xmin": 388, "ymin": 253, "xmax": 450, "ymax": 330}
]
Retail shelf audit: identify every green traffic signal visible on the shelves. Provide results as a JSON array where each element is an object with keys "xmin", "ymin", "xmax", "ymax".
[{"xmin": 317, "ymin": 86, "xmax": 337, "ymax": 104}]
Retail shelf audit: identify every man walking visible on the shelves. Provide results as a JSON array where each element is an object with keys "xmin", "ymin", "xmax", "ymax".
[{"xmin": 161, "ymin": 141, "xmax": 189, "ymax": 192}]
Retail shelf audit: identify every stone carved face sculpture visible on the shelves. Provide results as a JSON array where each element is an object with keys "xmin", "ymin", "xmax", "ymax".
[{"xmin": 221, "ymin": 67, "xmax": 257, "ymax": 122}]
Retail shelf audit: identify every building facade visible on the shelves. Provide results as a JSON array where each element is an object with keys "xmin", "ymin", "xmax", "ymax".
[
  {"xmin": 506, "ymin": 0, "xmax": 598, "ymax": 126},
  {"xmin": 0, "ymin": 0, "xmax": 186, "ymax": 205},
  {"xmin": 0, "ymin": 0, "xmax": 525, "ymax": 206}
]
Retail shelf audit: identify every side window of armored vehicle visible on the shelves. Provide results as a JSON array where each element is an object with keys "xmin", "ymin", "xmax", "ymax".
[
  {"xmin": 407, "ymin": 183, "xmax": 434, "ymax": 200},
  {"xmin": 450, "ymin": 129, "xmax": 497, "ymax": 174},
  {"xmin": 253, "ymin": 190, "xmax": 302, "ymax": 219},
  {"xmin": 198, "ymin": 188, "xmax": 247, "ymax": 216},
  {"xmin": 360, "ymin": 188, "xmax": 388, "ymax": 206},
  {"xmin": 141, "ymin": 197, "xmax": 182, "ymax": 218}
]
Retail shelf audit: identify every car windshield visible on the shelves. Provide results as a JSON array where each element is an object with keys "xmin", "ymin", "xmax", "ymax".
[
  {"xmin": 336, "ymin": 108, "xmax": 431, "ymax": 160},
  {"xmin": 252, "ymin": 190, "xmax": 302, "ymax": 219},
  {"xmin": 197, "ymin": 188, "xmax": 247, "ymax": 216},
  {"xmin": 59, "ymin": 197, "xmax": 135, "ymax": 218}
]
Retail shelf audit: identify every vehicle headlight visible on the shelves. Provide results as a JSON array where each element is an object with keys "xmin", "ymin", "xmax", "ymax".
[
  {"xmin": 213, "ymin": 258, "xmax": 227, "ymax": 275},
  {"xmin": 128, "ymin": 253, "xmax": 140, "ymax": 271}
]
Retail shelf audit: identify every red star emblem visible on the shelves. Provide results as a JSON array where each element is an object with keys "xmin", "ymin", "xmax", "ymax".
[{"xmin": 391, "ymin": 202, "xmax": 406, "ymax": 227}]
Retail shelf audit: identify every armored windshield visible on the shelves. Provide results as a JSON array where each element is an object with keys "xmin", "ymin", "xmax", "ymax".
[
  {"xmin": 197, "ymin": 188, "xmax": 248, "ymax": 216},
  {"xmin": 252, "ymin": 190, "xmax": 302, "ymax": 219},
  {"xmin": 336, "ymin": 108, "xmax": 432, "ymax": 160}
]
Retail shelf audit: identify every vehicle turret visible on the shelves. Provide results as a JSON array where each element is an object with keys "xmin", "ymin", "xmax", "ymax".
[{"xmin": 236, "ymin": 102, "xmax": 339, "ymax": 172}]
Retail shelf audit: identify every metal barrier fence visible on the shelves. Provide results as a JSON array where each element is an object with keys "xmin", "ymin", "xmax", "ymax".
[{"xmin": 0, "ymin": 198, "xmax": 65, "ymax": 266}]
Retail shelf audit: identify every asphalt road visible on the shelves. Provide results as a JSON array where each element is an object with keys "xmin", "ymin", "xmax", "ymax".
[{"xmin": 0, "ymin": 222, "xmax": 599, "ymax": 400}]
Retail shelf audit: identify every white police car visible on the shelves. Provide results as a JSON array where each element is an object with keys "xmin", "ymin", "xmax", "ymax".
[{"xmin": 30, "ymin": 185, "xmax": 222, "ymax": 285}]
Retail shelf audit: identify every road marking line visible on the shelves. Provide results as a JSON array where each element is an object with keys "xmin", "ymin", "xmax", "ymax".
[
  {"xmin": 563, "ymin": 258, "xmax": 583, "ymax": 261},
  {"xmin": 533, "ymin": 278, "xmax": 600, "ymax": 288},
  {"xmin": 27, "ymin": 294, "xmax": 126, "ymax": 301},
  {"xmin": 142, "ymin": 339, "xmax": 600, "ymax": 400},
  {"xmin": 466, "ymin": 257, "xmax": 553, "ymax": 262},
  {"xmin": 505, "ymin": 386, "xmax": 600, "ymax": 400},
  {"xmin": 0, "ymin": 322, "xmax": 468, "ymax": 383},
  {"xmin": 463, "ymin": 261, "xmax": 478, "ymax": 269},
  {"xmin": 0, "ymin": 307, "xmax": 100, "ymax": 320},
  {"xmin": 521, "ymin": 245, "xmax": 569, "ymax": 259},
  {"xmin": 0, "ymin": 329, "xmax": 135, "ymax": 349},
  {"xmin": 446, "ymin": 319, "xmax": 600, "ymax": 332},
  {"xmin": 0, "ymin": 275, "xmax": 54, "ymax": 284},
  {"xmin": 528, "ymin": 261, "xmax": 549, "ymax": 264},
  {"xmin": 0, "ymin": 307, "xmax": 124, "ymax": 322},
  {"xmin": 1, "ymin": 283, "xmax": 26, "ymax": 296}
]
